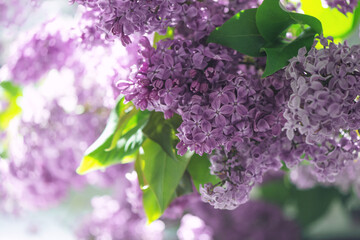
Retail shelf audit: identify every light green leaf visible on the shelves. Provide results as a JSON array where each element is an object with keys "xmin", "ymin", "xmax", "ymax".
[
  {"xmin": 77, "ymin": 97, "xmax": 150, "ymax": 174},
  {"xmin": 0, "ymin": 81, "xmax": 22, "ymax": 130},
  {"xmin": 153, "ymin": 27, "xmax": 174, "ymax": 48},
  {"xmin": 140, "ymin": 139, "xmax": 192, "ymax": 221},
  {"xmin": 187, "ymin": 154, "xmax": 220, "ymax": 192},
  {"xmin": 301, "ymin": 0, "xmax": 357, "ymax": 39}
]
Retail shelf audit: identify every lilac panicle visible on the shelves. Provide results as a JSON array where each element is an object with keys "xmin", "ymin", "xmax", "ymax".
[
  {"xmin": 284, "ymin": 36, "xmax": 360, "ymax": 182},
  {"xmin": 7, "ymin": 21, "xmax": 76, "ymax": 84},
  {"xmin": 72, "ymin": 0, "xmax": 261, "ymax": 45}
]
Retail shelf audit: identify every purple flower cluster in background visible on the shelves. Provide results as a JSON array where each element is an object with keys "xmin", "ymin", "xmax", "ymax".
[
  {"xmin": 77, "ymin": 171, "xmax": 165, "ymax": 240},
  {"xmin": 178, "ymin": 200, "xmax": 301, "ymax": 240},
  {"xmin": 7, "ymin": 21, "xmax": 76, "ymax": 84}
]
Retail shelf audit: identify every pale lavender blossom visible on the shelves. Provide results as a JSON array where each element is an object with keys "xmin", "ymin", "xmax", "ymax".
[{"xmin": 76, "ymin": 195, "xmax": 165, "ymax": 240}]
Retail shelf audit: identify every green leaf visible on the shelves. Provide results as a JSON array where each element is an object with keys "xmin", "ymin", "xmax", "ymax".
[
  {"xmin": 187, "ymin": 154, "xmax": 220, "ymax": 192},
  {"xmin": 254, "ymin": 0, "xmax": 322, "ymax": 77},
  {"xmin": 142, "ymin": 187, "xmax": 162, "ymax": 223},
  {"xmin": 256, "ymin": 0, "xmax": 322, "ymax": 42},
  {"xmin": 292, "ymin": 186, "xmax": 341, "ymax": 228},
  {"xmin": 174, "ymin": 171, "xmax": 194, "ymax": 197},
  {"xmin": 134, "ymin": 152, "xmax": 163, "ymax": 223},
  {"xmin": 207, "ymin": 8, "xmax": 266, "ymax": 57},
  {"xmin": 0, "ymin": 81, "xmax": 22, "ymax": 130},
  {"xmin": 260, "ymin": 180, "xmax": 342, "ymax": 229},
  {"xmin": 140, "ymin": 139, "xmax": 192, "ymax": 221},
  {"xmin": 301, "ymin": 0, "xmax": 357, "ymax": 39},
  {"xmin": 153, "ymin": 27, "xmax": 174, "ymax": 48},
  {"xmin": 142, "ymin": 112, "xmax": 181, "ymax": 160},
  {"xmin": 77, "ymin": 97, "xmax": 150, "ymax": 174},
  {"xmin": 262, "ymin": 29, "xmax": 316, "ymax": 77}
]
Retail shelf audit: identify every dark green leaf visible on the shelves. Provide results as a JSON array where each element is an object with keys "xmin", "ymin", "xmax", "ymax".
[
  {"xmin": 77, "ymin": 97, "xmax": 150, "ymax": 174},
  {"xmin": 260, "ymin": 180, "xmax": 342, "ymax": 229},
  {"xmin": 140, "ymin": 139, "xmax": 192, "ymax": 221},
  {"xmin": 174, "ymin": 171, "xmax": 194, "ymax": 197},
  {"xmin": 256, "ymin": 0, "xmax": 322, "ymax": 42},
  {"xmin": 187, "ymin": 154, "xmax": 220, "ymax": 192},
  {"xmin": 262, "ymin": 30, "xmax": 316, "ymax": 77},
  {"xmin": 142, "ymin": 112, "xmax": 180, "ymax": 160},
  {"xmin": 292, "ymin": 186, "xmax": 341, "ymax": 228},
  {"xmin": 207, "ymin": 8, "xmax": 266, "ymax": 57}
]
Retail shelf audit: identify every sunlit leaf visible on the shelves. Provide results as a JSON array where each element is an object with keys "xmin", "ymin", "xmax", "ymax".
[
  {"xmin": 0, "ymin": 81, "xmax": 22, "ymax": 130},
  {"xmin": 77, "ymin": 97, "xmax": 150, "ymax": 174},
  {"xmin": 140, "ymin": 139, "xmax": 192, "ymax": 222},
  {"xmin": 153, "ymin": 27, "xmax": 174, "ymax": 48},
  {"xmin": 301, "ymin": 0, "xmax": 357, "ymax": 39}
]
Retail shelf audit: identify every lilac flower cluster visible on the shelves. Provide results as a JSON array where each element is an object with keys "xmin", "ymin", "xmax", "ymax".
[
  {"xmin": 118, "ymin": 36, "xmax": 298, "ymax": 208},
  {"xmin": 77, "ymin": 195, "xmax": 165, "ymax": 240},
  {"xmin": 179, "ymin": 200, "xmax": 301, "ymax": 240},
  {"xmin": 1, "ymin": 98, "xmax": 108, "ymax": 209},
  {"xmin": 283, "ymin": 37, "xmax": 360, "ymax": 181},
  {"xmin": 325, "ymin": 0, "xmax": 359, "ymax": 15},
  {"xmin": 72, "ymin": 0, "xmax": 260, "ymax": 45},
  {"xmin": 77, "ymin": 171, "xmax": 166, "ymax": 240},
  {"xmin": 8, "ymin": 21, "xmax": 76, "ymax": 84}
]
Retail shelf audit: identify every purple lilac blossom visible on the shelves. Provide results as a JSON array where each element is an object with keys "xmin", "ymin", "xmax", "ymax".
[
  {"xmin": 284, "ymin": 36, "xmax": 360, "ymax": 182},
  {"xmin": 179, "ymin": 200, "xmax": 301, "ymax": 240},
  {"xmin": 76, "ymin": 195, "xmax": 165, "ymax": 240},
  {"xmin": 0, "ymin": 31, "xmax": 140, "ymax": 210},
  {"xmin": 118, "ymin": 36, "xmax": 296, "ymax": 208},
  {"xmin": 1, "ymin": 99, "xmax": 106, "ymax": 209},
  {"xmin": 325, "ymin": 0, "xmax": 359, "ymax": 15},
  {"xmin": 7, "ymin": 21, "xmax": 76, "ymax": 84},
  {"xmin": 71, "ymin": 0, "xmax": 261, "ymax": 45}
]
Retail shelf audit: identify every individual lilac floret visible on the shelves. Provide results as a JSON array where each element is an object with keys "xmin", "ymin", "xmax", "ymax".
[
  {"xmin": 185, "ymin": 200, "xmax": 301, "ymax": 240},
  {"xmin": 8, "ymin": 21, "xmax": 76, "ymax": 84},
  {"xmin": 325, "ymin": 0, "xmax": 359, "ymax": 15}
]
